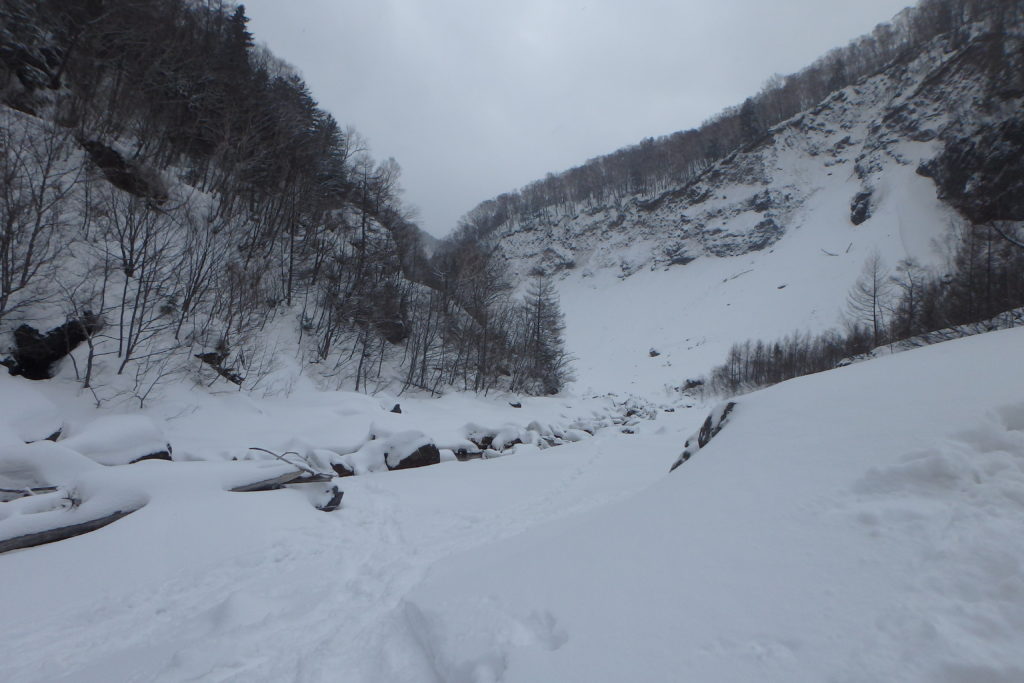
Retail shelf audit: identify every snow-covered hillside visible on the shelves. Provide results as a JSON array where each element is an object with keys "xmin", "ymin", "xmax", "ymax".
[
  {"xmin": 3, "ymin": 323, "xmax": 1022, "ymax": 682},
  {"xmin": 494, "ymin": 31, "xmax": 1023, "ymax": 393}
]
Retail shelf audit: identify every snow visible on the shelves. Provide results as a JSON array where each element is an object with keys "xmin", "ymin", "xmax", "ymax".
[
  {"xmin": 556, "ymin": 156, "xmax": 954, "ymax": 397},
  {"xmin": 0, "ymin": 375, "xmax": 62, "ymax": 444},
  {"xmin": 403, "ymin": 327, "xmax": 1024, "ymax": 683},
  {"xmin": 59, "ymin": 414, "xmax": 169, "ymax": 465},
  {"xmin": 2, "ymin": 324, "xmax": 1023, "ymax": 681},
  {"xmin": 0, "ymin": 441, "xmax": 99, "ymax": 494}
]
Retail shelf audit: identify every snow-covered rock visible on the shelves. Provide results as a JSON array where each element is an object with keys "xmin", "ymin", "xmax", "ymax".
[
  {"xmin": 0, "ymin": 441, "xmax": 100, "ymax": 496},
  {"xmin": 0, "ymin": 374, "xmax": 62, "ymax": 444},
  {"xmin": 383, "ymin": 431, "xmax": 441, "ymax": 471},
  {"xmin": 59, "ymin": 414, "xmax": 171, "ymax": 466}
]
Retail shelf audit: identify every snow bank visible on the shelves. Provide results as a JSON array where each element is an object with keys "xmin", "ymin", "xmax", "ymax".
[
  {"xmin": 0, "ymin": 441, "xmax": 100, "ymax": 495},
  {"xmin": 60, "ymin": 414, "xmax": 170, "ymax": 465},
  {"xmin": 0, "ymin": 374, "xmax": 62, "ymax": 444}
]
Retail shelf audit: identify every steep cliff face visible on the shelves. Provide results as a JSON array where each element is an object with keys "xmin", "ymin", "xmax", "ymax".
[{"xmin": 494, "ymin": 30, "xmax": 1022, "ymax": 281}]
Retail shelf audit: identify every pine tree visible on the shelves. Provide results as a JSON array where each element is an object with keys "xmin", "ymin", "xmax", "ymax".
[{"xmin": 516, "ymin": 273, "xmax": 573, "ymax": 395}]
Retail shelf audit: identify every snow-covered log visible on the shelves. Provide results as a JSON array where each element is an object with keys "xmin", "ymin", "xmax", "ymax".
[{"xmin": 0, "ymin": 507, "xmax": 138, "ymax": 554}]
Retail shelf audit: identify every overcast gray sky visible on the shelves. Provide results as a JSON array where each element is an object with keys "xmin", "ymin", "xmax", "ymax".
[{"xmin": 242, "ymin": 0, "xmax": 914, "ymax": 237}]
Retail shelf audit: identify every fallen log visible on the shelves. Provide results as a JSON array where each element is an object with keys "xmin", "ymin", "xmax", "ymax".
[
  {"xmin": 229, "ymin": 469, "xmax": 308, "ymax": 492},
  {"xmin": 0, "ymin": 486, "xmax": 59, "ymax": 502},
  {"xmin": 0, "ymin": 507, "xmax": 139, "ymax": 554}
]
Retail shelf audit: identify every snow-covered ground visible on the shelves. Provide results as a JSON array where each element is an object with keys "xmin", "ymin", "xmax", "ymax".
[
  {"xmin": 2, "ymin": 324, "xmax": 1023, "ymax": 681},
  {"xmin": 557, "ymin": 160, "xmax": 952, "ymax": 397}
]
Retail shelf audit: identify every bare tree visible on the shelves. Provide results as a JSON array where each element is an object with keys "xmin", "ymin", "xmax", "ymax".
[
  {"xmin": 846, "ymin": 251, "xmax": 894, "ymax": 348},
  {"xmin": 0, "ymin": 114, "xmax": 80, "ymax": 321}
]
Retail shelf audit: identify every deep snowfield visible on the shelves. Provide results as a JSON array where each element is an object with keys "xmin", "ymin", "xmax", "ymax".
[
  {"xmin": 2, "ymin": 327, "xmax": 1023, "ymax": 681},
  {"xmin": 558, "ymin": 160, "xmax": 951, "ymax": 397}
]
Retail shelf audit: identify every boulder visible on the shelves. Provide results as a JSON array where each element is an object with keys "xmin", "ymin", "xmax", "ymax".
[
  {"xmin": 60, "ymin": 415, "xmax": 171, "ymax": 466},
  {"xmin": 850, "ymin": 190, "xmax": 873, "ymax": 225},
  {"xmin": 0, "ymin": 375, "xmax": 62, "ymax": 444},
  {"xmin": 331, "ymin": 461, "xmax": 355, "ymax": 477},
  {"xmin": 4, "ymin": 314, "xmax": 102, "ymax": 380},
  {"xmin": 384, "ymin": 431, "xmax": 441, "ymax": 470}
]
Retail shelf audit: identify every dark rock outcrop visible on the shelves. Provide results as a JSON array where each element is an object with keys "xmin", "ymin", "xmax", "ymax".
[
  {"xmin": 331, "ymin": 461, "xmax": 355, "ymax": 478},
  {"xmin": 376, "ymin": 319, "xmax": 408, "ymax": 344},
  {"xmin": 850, "ymin": 190, "xmax": 873, "ymax": 225},
  {"xmin": 79, "ymin": 139, "xmax": 167, "ymax": 203},
  {"xmin": 130, "ymin": 449, "xmax": 172, "ymax": 464},
  {"xmin": 918, "ymin": 118, "xmax": 1024, "ymax": 224},
  {"xmin": 4, "ymin": 314, "xmax": 103, "ymax": 380},
  {"xmin": 387, "ymin": 442, "xmax": 441, "ymax": 471},
  {"xmin": 195, "ymin": 346, "xmax": 243, "ymax": 386}
]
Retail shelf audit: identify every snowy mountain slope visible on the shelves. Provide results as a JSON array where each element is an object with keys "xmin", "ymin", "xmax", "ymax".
[
  {"xmin": 558, "ymin": 160, "xmax": 943, "ymax": 396},
  {"xmin": 2, "ymin": 321, "xmax": 1021, "ymax": 682},
  {"xmin": 495, "ymin": 31, "xmax": 1024, "ymax": 394},
  {"xmin": 500, "ymin": 31, "xmax": 1012, "ymax": 279},
  {"xmin": 403, "ymin": 326, "xmax": 1024, "ymax": 683}
]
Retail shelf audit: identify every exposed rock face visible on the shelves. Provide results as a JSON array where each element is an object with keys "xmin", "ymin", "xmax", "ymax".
[
  {"xmin": 918, "ymin": 118, "xmax": 1024, "ymax": 223},
  {"xmin": 490, "ymin": 31, "xmax": 1024, "ymax": 282}
]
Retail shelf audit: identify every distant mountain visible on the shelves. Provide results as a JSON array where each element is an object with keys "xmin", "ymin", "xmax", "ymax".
[
  {"xmin": 460, "ymin": 1, "xmax": 1024, "ymax": 393},
  {"xmin": 479, "ymin": 3, "xmax": 1020, "ymax": 281}
]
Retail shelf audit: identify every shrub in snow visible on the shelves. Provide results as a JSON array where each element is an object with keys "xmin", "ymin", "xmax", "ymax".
[{"xmin": 670, "ymin": 401, "xmax": 737, "ymax": 471}]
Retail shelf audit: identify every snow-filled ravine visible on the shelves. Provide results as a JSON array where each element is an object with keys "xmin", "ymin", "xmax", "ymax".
[{"xmin": 3, "ymin": 327, "xmax": 1024, "ymax": 682}]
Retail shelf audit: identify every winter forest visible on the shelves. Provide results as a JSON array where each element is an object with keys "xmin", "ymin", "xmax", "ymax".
[
  {"xmin": 1, "ymin": 0, "xmax": 571, "ymax": 402},
  {"xmin": 2, "ymin": 0, "xmax": 1024, "ymax": 681}
]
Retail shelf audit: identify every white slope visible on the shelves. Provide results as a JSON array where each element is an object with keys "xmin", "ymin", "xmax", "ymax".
[
  {"xmin": 405, "ymin": 327, "xmax": 1024, "ymax": 683},
  {"xmin": 2, "ymin": 327, "xmax": 1022, "ymax": 682},
  {"xmin": 559, "ymin": 161, "xmax": 950, "ymax": 396},
  {"xmin": 501, "ymin": 38, "xmax": 984, "ymax": 395}
]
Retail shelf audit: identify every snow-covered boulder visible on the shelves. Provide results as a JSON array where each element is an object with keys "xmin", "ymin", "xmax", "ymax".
[
  {"xmin": 0, "ymin": 442, "xmax": 101, "ymax": 497},
  {"xmin": 60, "ymin": 415, "xmax": 171, "ymax": 466},
  {"xmin": 0, "ymin": 375, "xmax": 62, "ymax": 444},
  {"xmin": 384, "ymin": 431, "xmax": 441, "ymax": 471}
]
